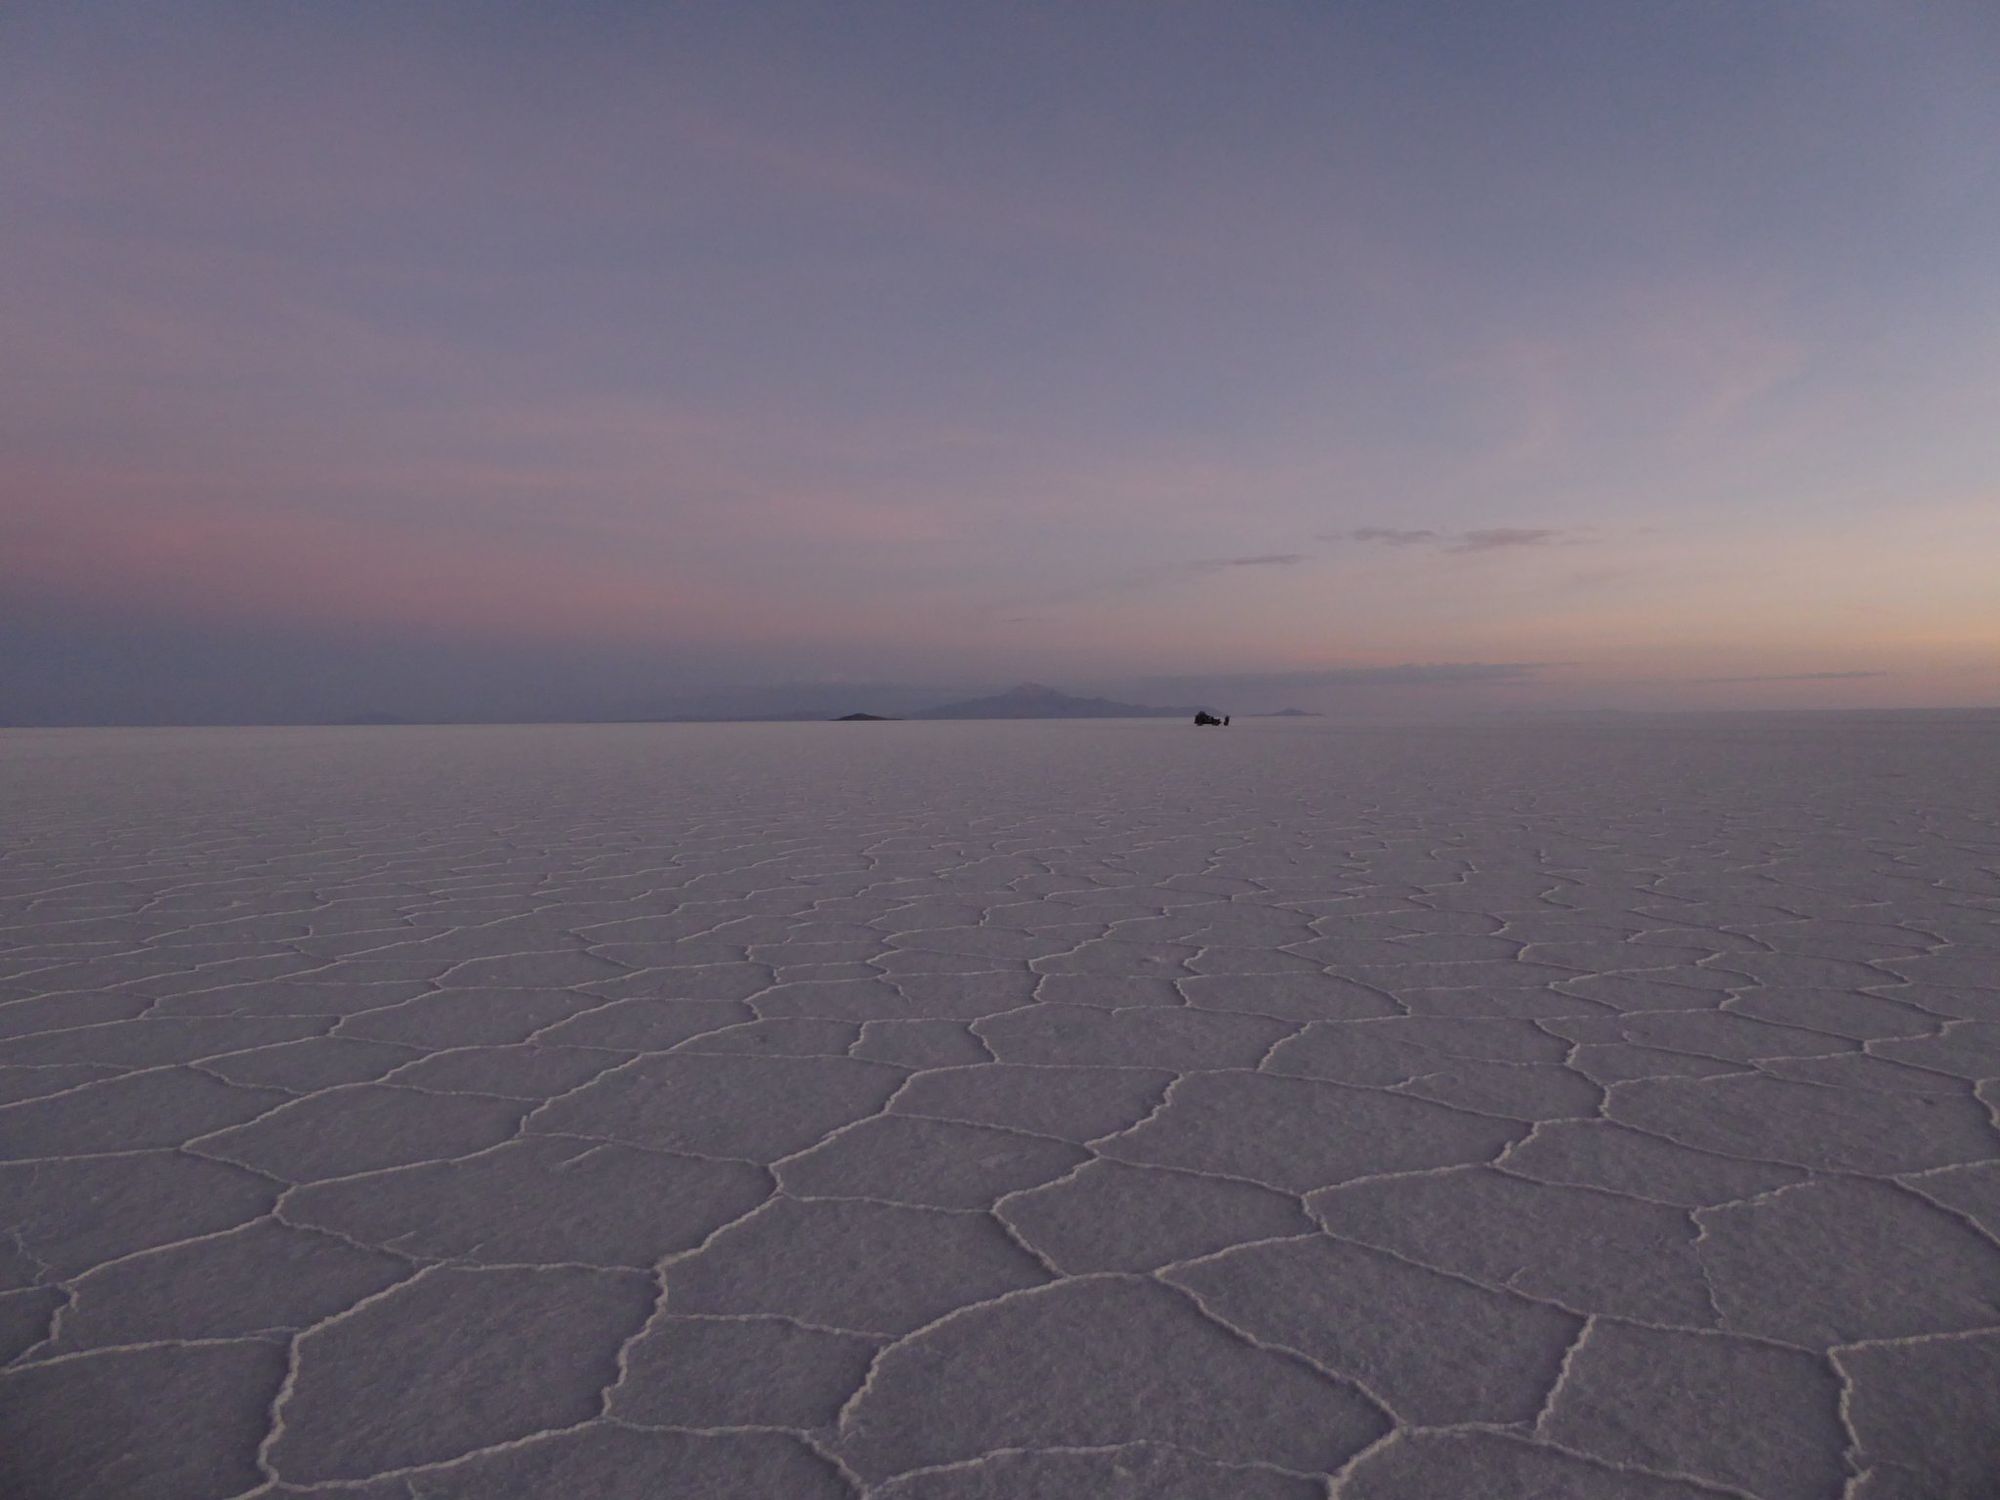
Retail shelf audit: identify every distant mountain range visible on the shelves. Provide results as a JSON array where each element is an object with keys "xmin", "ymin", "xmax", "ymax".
[
  {"xmin": 1248, "ymin": 707, "xmax": 1322, "ymax": 718},
  {"xmin": 907, "ymin": 682, "xmax": 1211, "ymax": 720},
  {"xmin": 342, "ymin": 681, "xmax": 1228, "ymax": 725}
]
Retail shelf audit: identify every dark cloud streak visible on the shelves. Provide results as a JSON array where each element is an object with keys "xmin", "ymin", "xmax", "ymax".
[
  {"xmin": 1340, "ymin": 528, "xmax": 1439, "ymax": 546},
  {"xmin": 1451, "ymin": 527, "xmax": 1564, "ymax": 552}
]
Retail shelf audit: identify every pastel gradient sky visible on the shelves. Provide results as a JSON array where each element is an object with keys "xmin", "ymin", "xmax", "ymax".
[{"xmin": 5, "ymin": 2, "xmax": 1997, "ymax": 722}]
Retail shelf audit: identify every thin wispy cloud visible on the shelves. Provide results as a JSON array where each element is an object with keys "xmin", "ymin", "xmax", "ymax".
[
  {"xmin": 1190, "ymin": 553, "xmax": 1309, "ymax": 571},
  {"xmin": 1071, "ymin": 551, "xmax": 1312, "ymax": 605},
  {"xmin": 1343, "ymin": 528, "xmax": 1439, "ymax": 546},
  {"xmin": 1688, "ymin": 671, "xmax": 1890, "ymax": 684},
  {"xmin": 1330, "ymin": 526, "xmax": 1582, "ymax": 553},
  {"xmin": 1137, "ymin": 661, "xmax": 1554, "ymax": 696},
  {"xmin": 1452, "ymin": 527, "xmax": 1566, "ymax": 552}
]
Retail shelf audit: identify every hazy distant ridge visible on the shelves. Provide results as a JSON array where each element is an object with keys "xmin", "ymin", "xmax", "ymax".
[{"xmin": 912, "ymin": 682, "xmax": 1211, "ymax": 720}]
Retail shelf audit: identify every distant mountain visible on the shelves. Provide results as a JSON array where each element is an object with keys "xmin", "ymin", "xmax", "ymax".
[
  {"xmin": 833, "ymin": 712, "xmax": 897, "ymax": 721},
  {"xmin": 913, "ymin": 682, "xmax": 1209, "ymax": 720},
  {"xmin": 598, "ymin": 682, "xmax": 955, "ymax": 723},
  {"xmin": 1249, "ymin": 707, "xmax": 1323, "ymax": 718}
]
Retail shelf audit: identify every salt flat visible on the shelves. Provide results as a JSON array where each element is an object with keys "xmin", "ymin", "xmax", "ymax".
[{"xmin": 1, "ymin": 715, "xmax": 1996, "ymax": 1499}]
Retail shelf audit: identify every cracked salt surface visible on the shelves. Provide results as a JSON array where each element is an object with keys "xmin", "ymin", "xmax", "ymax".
[{"xmin": 0, "ymin": 715, "xmax": 1996, "ymax": 1498}]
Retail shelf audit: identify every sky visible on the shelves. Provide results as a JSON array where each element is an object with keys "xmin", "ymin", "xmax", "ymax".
[{"xmin": 4, "ymin": 1, "xmax": 1997, "ymax": 723}]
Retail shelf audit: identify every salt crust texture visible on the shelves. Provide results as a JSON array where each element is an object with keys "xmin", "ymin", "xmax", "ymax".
[{"xmin": 1, "ymin": 716, "xmax": 1996, "ymax": 1499}]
